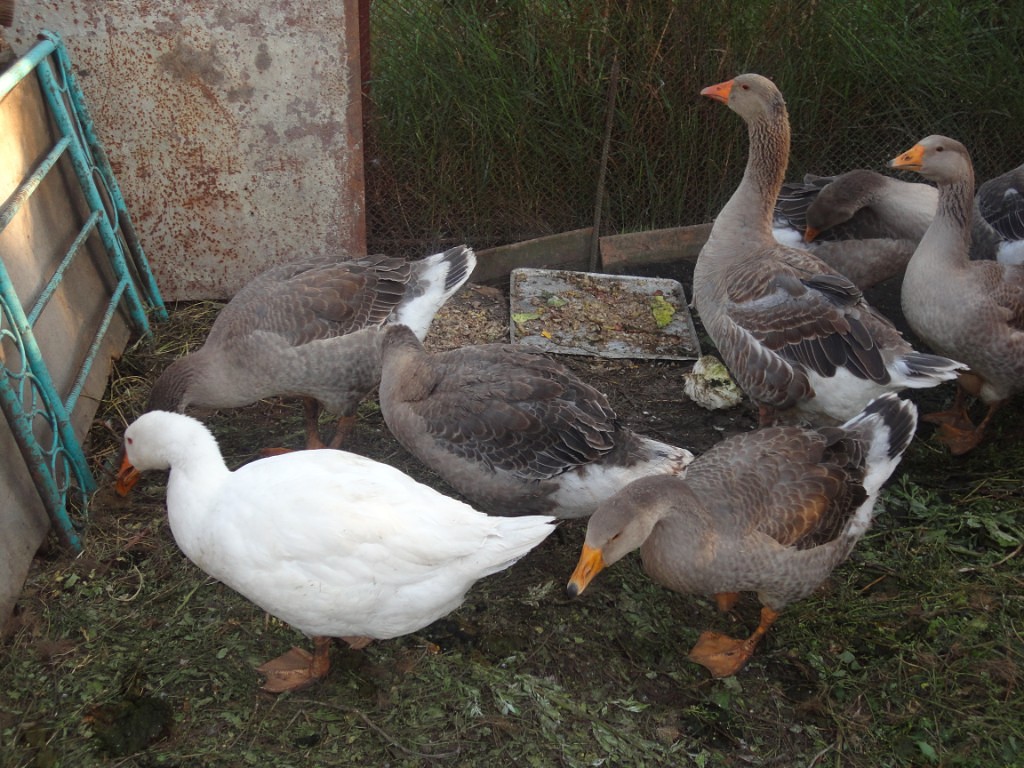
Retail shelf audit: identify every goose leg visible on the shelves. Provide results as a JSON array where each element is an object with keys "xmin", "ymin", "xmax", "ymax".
[
  {"xmin": 757, "ymin": 404, "xmax": 777, "ymax": 428},
  {"xmin": 341, "ymin": 635, "xmax": 373, "ymax": 650},
  {"xmin": 326, "ymin": 414, "xmax": 358, "ymax": 449},
  {"xmin": 921, "ymin": 385, "xmax": 972, "ymax": 430},
  {"xmin": 687, "ymin": 606, "xmax": 779, "ymax": 678},
  {"xmin": 303, "ymin": 398, "xmax": 328, "ymax": 449},
  {"xmin": 714, "ymin": 592, "xmax": 740, "ymax": 612},
  {"xmin": 302, "ymin": 398, "xmax": 357, "ymax": 450},
  {"xmin": 257, "ymin": 635, "xmax": 333, "ymax": 693}
]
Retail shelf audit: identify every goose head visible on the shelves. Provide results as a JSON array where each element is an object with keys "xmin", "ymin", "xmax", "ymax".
[
  {"xmin": 700, "ymin": 73, "xmax": 786, "ymax": 123},
  {"xmin": 889, "ymin": 135, "xmax": 971, "ymax": 185}
]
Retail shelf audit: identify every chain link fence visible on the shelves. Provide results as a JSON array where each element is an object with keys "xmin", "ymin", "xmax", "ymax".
[{"xmin": 364, "ymin": 0, "xmax": 1024, "ymax": 260}]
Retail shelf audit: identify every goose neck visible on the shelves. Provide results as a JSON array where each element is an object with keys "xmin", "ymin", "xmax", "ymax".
[{"xmin": 716, "ymin": 107, "xmax": 790, "ymax": 247}]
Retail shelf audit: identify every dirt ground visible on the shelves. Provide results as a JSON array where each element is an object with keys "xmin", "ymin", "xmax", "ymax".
[{"xmin": 3, "ymin": 261, "xmax": 1022, "ymax": 766}]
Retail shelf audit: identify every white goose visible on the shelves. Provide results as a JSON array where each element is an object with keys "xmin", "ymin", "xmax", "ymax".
[{"xmin": 116, "ymin": 410, "xmax": 556, "ymax": 692}]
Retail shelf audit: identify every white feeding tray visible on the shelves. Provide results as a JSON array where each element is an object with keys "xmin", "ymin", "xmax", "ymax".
[{"xmin": 509, "ymin": 268, "xmax": 701, "ymax": 360}]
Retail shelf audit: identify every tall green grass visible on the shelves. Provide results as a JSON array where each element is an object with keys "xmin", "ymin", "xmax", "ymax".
[{"xmin": 366, "ymin": 0, "xmax": 1024, "ymax": 256}]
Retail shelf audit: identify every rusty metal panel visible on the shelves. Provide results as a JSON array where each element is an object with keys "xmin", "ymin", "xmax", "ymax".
[{"xmin": 5, "ymin": 0, "xmax": 366, "ymax": 299}]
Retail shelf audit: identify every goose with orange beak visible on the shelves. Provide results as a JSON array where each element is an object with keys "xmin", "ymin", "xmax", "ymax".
[
  {"xmin": 117, "ymin": 410, "xmax": 556, "ymax": 692},
  {"xmin": 889, "ymin": 134, "xmax": 1024, "ymax": 454},
  {"xmin": 115, "ymin": 449, "xmax": 141, "ymax": 496},
  {"xmin": 692, "ymin": 73, "xmax": 963, "ymax": 427},
  {"xmin": 567, "ymin": 393, "xmax": 917, "ymax": 678}
]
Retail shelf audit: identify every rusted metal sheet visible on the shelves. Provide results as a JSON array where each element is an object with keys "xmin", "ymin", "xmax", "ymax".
[{"xmin": 5, "ymin": 0, "xmax": 366, "ymax": 299}]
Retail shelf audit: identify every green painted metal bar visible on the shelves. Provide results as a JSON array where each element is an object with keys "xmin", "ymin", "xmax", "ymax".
[
  {"xmin": 39, "ymin": 30, "xmax": 167, "ymax": 321},
  {"xmin": 0, "ymin": 387, "xmax": 84, "ymax": 551},
  {"xmin": 27, "ymin": 210, "xmax": 99, "ymax": 326},
  {"xmin": 34, "ymin": 53, "xmax": 154, "ymax": 334},
  {"xmin": 0, "ymin": 137, "xmax": 70, "ymax": 231},
  {"xmin": 0, "ymin": 34, "xmax": 55, "ymax": 102},
  {"xmin": 64, "ymin": 279, "xmax": 131, "ymax": 415},
  {"xmin": 0, "ymin": 254, "xmax": 96, "ymax": 495},
  {"xmin": 0, "ymin": 292, "xmax": 86, "ymax": 551},
  {"xmin": 23, "ymin": 210, "xmax": 135, "ymax": 417}
]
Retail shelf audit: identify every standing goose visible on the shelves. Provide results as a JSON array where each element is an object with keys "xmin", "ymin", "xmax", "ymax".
[
  {"xmin": 378, "ymin": 324, "xmax": 694, "ymax": 518},
  {"xmin": 143, "ymin": 247, "xmax": 476, "ymax": 452},
  {"xmin": 694, "ymin": 74, "xmax": 962, "ymax": 426},
  {"xmin": 116, "ymin": 411, "xmax": 556, "ymax": 692},
  {"xmin": 567, "ymin": 393, "xmax": 917, "ymax": 678},
  {"xmin": 889, "ymin": 136, "xmax": 1024, "ymax": 454}
]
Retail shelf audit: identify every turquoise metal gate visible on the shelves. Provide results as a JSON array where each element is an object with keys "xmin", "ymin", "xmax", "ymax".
[{"xmin": 0, "ymin": 31, "xmax": 165, "ymax": 550}]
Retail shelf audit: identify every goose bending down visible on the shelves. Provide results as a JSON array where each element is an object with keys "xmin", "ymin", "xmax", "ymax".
[
  {"xmin": 143, "ymin": 246, "xmax": 476, "ymax": 452},
  {"xmin": 976, "ymin": 162, "xmax": 1024, "ymax": 265},
  {"xmin": 567, "ymin": 393, "xmax": 917, "ymax": 678},
  {"xmin": 775, "ymin": 167, "xmax": 1018, "ymax": 277},
  {"xmin": 777, "ymin": 170, "xmax": 944, "ymax": 244},
  {"xmin": 694, "ymin": 74, "xmax": 963, "ymax": 426},
  {"xmin": 377, "ymin": 324, "xmax": 694, "ymax": 518},
  {"xmin": 772, "ymin": 170, "xmax": 927, "ymax": 289},
  {"xmin": 116, "ymin": 410, "xmax": 556, "ymax": 692},
  {"xmin": 889, "ymin": 136, "xmax": 1024, "ymax": 454}
]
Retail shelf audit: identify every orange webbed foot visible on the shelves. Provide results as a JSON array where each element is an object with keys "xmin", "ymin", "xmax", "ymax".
[
  {"xmin": 921, "ymin": 409, "xmax": 973, "ymax": 430},
  {"xmin": 257, "ymin": 637, "xmax": 332, "ymax": 693},
  {"xmin": 933, "ymin": 422, "xmax": 985, "ymax": 456},
  {"xmin": 687, "ymin": 606, "xmax": 779, "ymax": 678},
  {"xmin": 687, "ymin": 631, "xmax": 758, "ymax": 678}
]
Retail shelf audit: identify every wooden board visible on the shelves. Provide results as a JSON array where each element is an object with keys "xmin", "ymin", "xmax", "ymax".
[
  {"xmin": 472, "ymin": 224, "xmax": 712, "ymax": 284},
  {"xmin": 473, "ymin": 228, "xmax": 594, "ymax": 284},
  {"xmin": 599, "ymin": 223, "xmax": 712, "ymax": 271}
]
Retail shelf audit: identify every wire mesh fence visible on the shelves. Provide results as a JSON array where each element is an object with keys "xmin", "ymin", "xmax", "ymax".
[{"xmin": 364, "ymin": 0, "xmax": 1024, "ymax": 260}]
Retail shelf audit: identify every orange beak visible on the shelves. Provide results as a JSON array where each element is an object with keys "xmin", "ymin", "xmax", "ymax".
[
  {"xmin": 803, "ymin": 225, "xmax": 821, "ymax": 243},
  {"xmin": 700, "ymin": 79, "xmax": 734, "ymax": 104},
  {"xmin": 115, "ymin": 451, "xmax": 141, "ymax": 497},
  {"xmin": 566, "ymin": 543, "xmax": 605, "ymax": 598},
  {"xmin": 889, "ymin": 144, "xmax": 925, "ymax": 172}
]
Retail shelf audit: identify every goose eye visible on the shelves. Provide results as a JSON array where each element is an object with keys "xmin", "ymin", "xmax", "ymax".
[
  {"xmin": 126, "ymin": 437, "xmax": 133, "ymax": 445},
  {"xmin": 935, "ymin": 146, "xmax": 944, "ymax": 153}
]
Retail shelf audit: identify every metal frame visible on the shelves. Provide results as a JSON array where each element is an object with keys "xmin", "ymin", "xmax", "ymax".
[{"xmin": 0, "ymin": 31, "xmax": 166, "ymax": 550}]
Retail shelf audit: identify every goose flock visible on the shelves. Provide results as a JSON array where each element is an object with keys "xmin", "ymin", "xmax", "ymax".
[{"xmin": 113, "ymin": 72, "xmax": 1022, "ymax": 690}]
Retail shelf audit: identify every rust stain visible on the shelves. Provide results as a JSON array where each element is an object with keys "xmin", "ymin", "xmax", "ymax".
[
  {"xmin": 158, "ymin": 37, "xmax": 226, "ymax": 85},
  {"xmin": 157, "ymin": 37, "xmax": 237, "ymax": 121},
  {"xmin": 255, "ymin": 42, "xmax": 272, "ymax": 72},
  {"xmin": 283, "ymin": 121, "xmax": 343, "ymax": 152}
]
